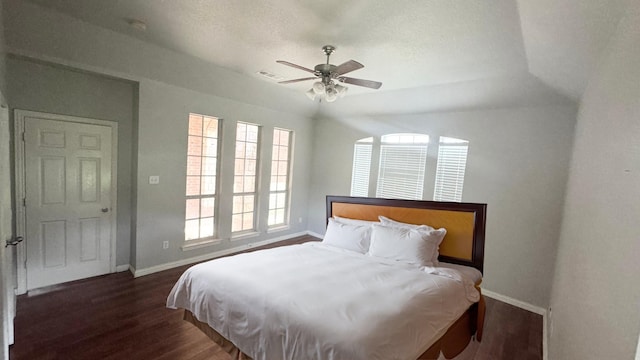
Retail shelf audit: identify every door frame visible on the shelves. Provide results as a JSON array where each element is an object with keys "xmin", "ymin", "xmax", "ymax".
[
  {"xmin": 13, "ymin": 110, "xmax": 118, "ymax": 294},
  {"xmin": 1, "ymin": 102, "xmax": 12, "ymax": 358}
]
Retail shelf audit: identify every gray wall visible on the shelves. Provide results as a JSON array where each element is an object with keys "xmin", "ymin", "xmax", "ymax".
[
  {"xmin": 548, "ymin": 2, "xmax": 640, "ymax": 359},
  {"xmin": 133, "ymin": 79, "xmax": 313, "ymax": 270},
  {"xmin": 6, "ymin": 57, "xmax": 136, "ymax": 266},
  {"xmin": 310, "ymin": 105, "xmax": 577, "ymax": 308},
  {"xmin": 0, "ymin": 0, "xmax": 6, "ymax": 101},
  {"xmin": 3, "ymin": 1, "xmax": 317, "ymax": 272}
]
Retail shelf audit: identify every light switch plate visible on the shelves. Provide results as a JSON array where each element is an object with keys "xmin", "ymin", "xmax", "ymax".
[{"xmin": 149, "ymin": 175, "xmax": 160, "ymax": 185}]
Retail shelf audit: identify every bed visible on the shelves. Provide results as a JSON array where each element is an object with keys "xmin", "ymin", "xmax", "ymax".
[{"xmin": 167, "ymin": 196, "xmax": 487, "ymax": 360}]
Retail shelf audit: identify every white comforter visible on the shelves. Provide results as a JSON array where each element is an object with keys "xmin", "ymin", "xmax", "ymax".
[{"xmin": 167, "ymin": 242, "xmax": 479, "ymax": 360}]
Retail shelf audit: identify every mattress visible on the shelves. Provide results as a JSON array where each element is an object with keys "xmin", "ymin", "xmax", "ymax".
[{"xmin": 167, "ymin": 242, "xmax": 480, "ymax": 360}]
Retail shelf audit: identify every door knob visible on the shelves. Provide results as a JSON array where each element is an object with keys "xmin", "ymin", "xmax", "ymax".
[{"xmin": 101, "ymin": 208, "xmax": 109, "ymax": 213}]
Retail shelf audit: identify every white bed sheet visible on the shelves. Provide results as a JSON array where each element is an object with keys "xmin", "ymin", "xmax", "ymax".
[
  {"xmin": 167, "ymin": 242, "xmax": 479, "ymax": 360},
  {"xmin": 437, "ymin": 262, "xmax": 483, "ymax": 284}
]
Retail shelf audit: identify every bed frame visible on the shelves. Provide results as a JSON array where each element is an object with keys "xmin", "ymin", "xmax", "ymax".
[
  {"xmin": 327, "ymin": 196, "xmax": 487, "ymax": 359},
  {"xmin": 327, "ymin": 196, "xmax": 487, "ymax": 273},
  {"xmin": 184, "ymin": 196, "xmax": 488, "ymax": 360}
]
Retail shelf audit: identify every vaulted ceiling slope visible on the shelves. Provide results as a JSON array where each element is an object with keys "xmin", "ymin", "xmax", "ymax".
[
  {"xmin": 517, "ymin": 0, "xmax": 632, "ymax": 100},
  {"xmin": 12, "ymin": 0, "xmax": 631, "ymax": 116}
]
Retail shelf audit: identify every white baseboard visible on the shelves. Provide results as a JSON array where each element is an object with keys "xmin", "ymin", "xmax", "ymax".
[
  {"xmin": 115, "ymin": 264, "xmax": 130, "ymax": 273},
  {"xmin": 482, "ymin": 289, "xmax": 546, "ymax": 315},
  {"xmin": 132, "ymin": 231, "xmax": 311, "ymax": 278},
  {"xmin": 482, "ymin": 289, "xmax": 548, "ymax": 360},
  {"xmin": 307, "ymin": 231, "xmax": 323, "ymax": 239}
]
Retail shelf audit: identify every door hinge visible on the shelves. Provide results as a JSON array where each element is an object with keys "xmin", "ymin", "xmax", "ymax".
[
  {"xmin": 22, "ymin": 132, "xmax": 25, "ymax": 141},
  {"xmin": 23, "ymin": 198, "xmax": 26, "ymax": 207}
]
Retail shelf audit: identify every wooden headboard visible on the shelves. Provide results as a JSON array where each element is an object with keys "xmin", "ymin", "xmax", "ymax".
[{"xmin": 326, "ymin": 196, "xmax": 487, "ymax": 273}]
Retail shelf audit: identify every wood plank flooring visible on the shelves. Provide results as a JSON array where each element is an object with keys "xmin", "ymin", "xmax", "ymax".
[{"xmin": 10, "ymin": 235, "xmax": 542, "ymax": 360}]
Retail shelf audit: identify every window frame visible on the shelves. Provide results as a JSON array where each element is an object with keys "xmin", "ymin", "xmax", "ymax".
[
  {"xmin": 375, "ymin": 133, "xmax": 429, "ymax": 200},
  {"xmin": 267, "ymin": 128, "xmax": 294, "ymax": 230},
  {"xmin": 433, "ymin": 136, "xmax": 469, "ymax": 202},
  {"xmin": 231, "ymin": 121, "xmax": 261, "ymax": 236},
  {"xmin": 350, "ymin": 137, "xmax": 373, "ymax": 197},
  {"xmin": 183, "ymin": 113, "xmax": 222, "ymax": 248},
  {"xmin": 349, "ymin": 133, "xmax": 470, "ymax": 203}
]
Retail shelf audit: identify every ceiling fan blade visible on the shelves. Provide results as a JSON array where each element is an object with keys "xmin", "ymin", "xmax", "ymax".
[
  {"xmin": 278, "ymin": 77, "xmax": 317, "ymax": 84},
  {"xmin": 333, "ymin": 60, "xmax": 364, "ymax": 76},
  {"xmin": 338, "ymin": 76, "xmax": 382, "ymax": 89},
  {"xmin": 276, "ymin": 60, "xmax": 316, "ymax": 74}
]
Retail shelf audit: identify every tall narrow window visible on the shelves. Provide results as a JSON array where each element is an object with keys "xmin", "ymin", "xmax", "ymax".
[
  {"xmin": 434, "ymin": 136, "xmax": 469, "ymax": 202},
  {"xmin": 268, "ymin": 128, "xmax": 293, "ymax": 227},
  {"xmin": 376, "ymin": 133, "xmax": 429, "ymax": 200},
  {"xmin": 232, "ymin": 122, "xmax": 260, "ymax": 233},
  {"xmin": 350, "ymin": 137, "xmax": 373, "ymax": 197},
  {"xmin": 185, "ymin": 114, "xmax": 220, "ymax": 241}
]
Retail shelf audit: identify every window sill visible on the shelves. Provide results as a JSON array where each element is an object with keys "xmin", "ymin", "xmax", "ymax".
[
  {"xmin": 267, "ymin": 225, "xmax": 290, "ymax": 233},
  {"xmin": 230, "ymin": 231, "xmax": 260, "ymax": 242},
  {"xmin": 181, "ymin": 238, "xmax": 222, "ymax": 251}
]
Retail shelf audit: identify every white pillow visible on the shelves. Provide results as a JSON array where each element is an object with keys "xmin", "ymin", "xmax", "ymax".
[
  {"xmin": 322, "ymin": 218, "xmax": 371, "ymax": 254},
  {"xmin": 378, "ymin": 215, "xmax": 433, "ymax": 230},
  {"xmin": 333, "ymin": 215, "xmax": 378, "ymax": 227},
  {"xmin": 377, "ymin": 216, "xmax": 446, "ymax": 265},
  {"xmin": 368, "ymin": 224, "xmax": 446, "ymax": 267}
]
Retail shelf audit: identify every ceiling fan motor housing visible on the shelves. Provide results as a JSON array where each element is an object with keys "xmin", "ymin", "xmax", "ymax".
[{"xmin": 314, "ymin": 64, "xmax": 337, "ymax": 73}]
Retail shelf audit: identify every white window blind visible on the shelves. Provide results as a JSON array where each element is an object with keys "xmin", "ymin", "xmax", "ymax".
[
  {"xmin": 376, "ymin": 134, "xmax": 429, "ymax": 200},
  {"xmin": 350, "ymin": 137, "xmax": 373, "ymax": 197},
  {"xmin": 433, "ymin": 136, "xmax": 469, "ymax": 202}
]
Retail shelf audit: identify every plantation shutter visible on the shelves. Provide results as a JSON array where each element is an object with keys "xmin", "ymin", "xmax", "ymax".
[
  {"xmin": 433, "ymin": 138, "xmax": 469, "ymax": 202},
  {"xmin": 350, "ymin": 139, "xmax": 373, "ymax": 197},
  {"xmin": 376, "ymin": 143, "xmax": 428, "ymax": 200}
]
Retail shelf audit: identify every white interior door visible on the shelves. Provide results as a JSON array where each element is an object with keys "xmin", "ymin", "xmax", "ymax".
[
  {"xmin": 1, "ymin": 103, "xmax": 13, "ymax": 359},
  {"xmin": 23, "ymin": 116, "xmax": 113, "ymax": 290}
]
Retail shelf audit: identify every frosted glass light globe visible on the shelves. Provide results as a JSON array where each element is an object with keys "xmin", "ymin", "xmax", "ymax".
[
  {"xmin": 312, "ymin": 81, "xmax": 325, "ymax": 95},
  {"xmin": 325, "ymin": 87, "xmax": 338, "ymax": 102}
]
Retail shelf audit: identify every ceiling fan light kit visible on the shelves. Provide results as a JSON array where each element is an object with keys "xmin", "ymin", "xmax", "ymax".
[
  {"xmin": 312, "ymin": 81, "xmax": 325, "ymax": 95},
  {"xmin": 277, "ymin": 45, "xmax": 382, "ymax": 102}
]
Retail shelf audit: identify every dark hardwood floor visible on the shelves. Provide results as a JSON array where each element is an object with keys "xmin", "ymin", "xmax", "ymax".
[{"xmin": 10, "ymin": 235, "xmax": 542, "ymax": 360}]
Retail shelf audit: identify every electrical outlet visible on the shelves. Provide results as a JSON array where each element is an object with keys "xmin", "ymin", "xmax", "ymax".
[{"xmin": 162, "ymin": 241, "xmax": 169, "ymax": 249}]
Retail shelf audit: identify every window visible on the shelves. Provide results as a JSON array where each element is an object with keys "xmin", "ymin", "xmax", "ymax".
[
  {"xmin": 350, "ymin": 133, "xmax": 470, "ymax": 202},
  {"xmin": 376, "ymin": 133, "xmax": 429, "ymax": 200},
  {"xmin": 433, "ymin": 136, "xmax": 469, "ymax": 202},
  {"xmin": 268, "ymin": 128, "xmax": 293, "ymax": 227},
  {"xmin": 185, "ymin": 113, "xmax": 220, "ymax": 241},
  {"xmin": 350, "ymin": 137, "xmax": 373, "ymax": 197},
  {"xmin": 232, "ymin": 122, "xmax": 260, "ymax": 234}
]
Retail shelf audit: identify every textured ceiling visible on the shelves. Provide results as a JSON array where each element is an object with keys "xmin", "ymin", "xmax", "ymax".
[{"xmin": 20, "ymin": 0, "xmax": 629, "ymax": 113}]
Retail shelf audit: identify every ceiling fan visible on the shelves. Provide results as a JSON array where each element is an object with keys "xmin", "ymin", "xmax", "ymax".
[{"xmin": 276, "ymin": 45, "xmax": 382, "ymax": 102}]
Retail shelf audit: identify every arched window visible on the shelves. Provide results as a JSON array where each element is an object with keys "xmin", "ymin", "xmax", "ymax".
[
  {"xmin": 350, "ymin": 137, "xmax": 373, "ymax": 197},
  {"xmin": 433, "ymin": 136, "xmax": 469, "ymax": 202},
  {"xmin": 376, "ymin": 133, "xmax": 429, "ymax": 200},
  {"xmin": 349, "ymin": 133, "xmax": 469, "ymax": 202}
]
